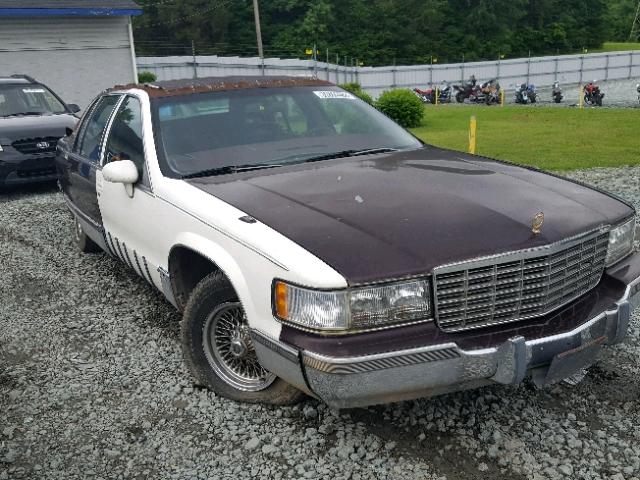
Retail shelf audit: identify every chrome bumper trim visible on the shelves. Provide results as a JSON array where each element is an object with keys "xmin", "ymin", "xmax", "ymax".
[
  {"xmin": 302, "ymin": 345, "xmax": 460, "ymax": 374},
  {"xmin": 252, "ymin": 274, "xmax": 640, "ymax": 409}
]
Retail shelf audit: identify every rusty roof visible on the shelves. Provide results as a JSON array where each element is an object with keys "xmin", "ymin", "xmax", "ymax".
[{"xmin": 112, "ymin": 76, "xmax": 335, "ymax": 98}]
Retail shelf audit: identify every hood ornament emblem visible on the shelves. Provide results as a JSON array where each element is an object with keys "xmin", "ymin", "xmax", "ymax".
[
  {"xmin": 36, "ymin": 141, "xmax": 50, "ymax": 149},
  {"xmin": 532, "ymin": 212, "xmax": 544, "ymax": 235}
]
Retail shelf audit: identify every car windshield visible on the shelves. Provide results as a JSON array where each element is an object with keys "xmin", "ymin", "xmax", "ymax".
[
  {"xmin": 151, "ymin": 86, "xmax": 422, "ymax": 178},
  {"xmin": 0, "ymin": 84, "xmax": 67, "ymax": 117}
]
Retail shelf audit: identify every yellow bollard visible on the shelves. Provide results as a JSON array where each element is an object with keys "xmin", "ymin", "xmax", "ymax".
[
  {"xmin": 435, "ymin": 87, "xmax": 439, "ymax": 106},
  {"xmin": 500, "ymin": 88, "xmax": 505, "ymax": 107},
  {"xmin": 468, "ymin": 116, "xmax": 477, "ymax": 155},
  {"xmin": 579, "ymin": 86, "xmax": 584, "ymax": 109}
]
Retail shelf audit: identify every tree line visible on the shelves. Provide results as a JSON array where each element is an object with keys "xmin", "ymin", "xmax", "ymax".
[{"xmin": 133, "ymin": 0, "xmax": 639, "ymax": 66}]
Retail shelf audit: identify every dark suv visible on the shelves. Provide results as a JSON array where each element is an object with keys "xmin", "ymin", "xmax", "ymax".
[{"xmin": 0, "ymin": 75, "xmax": 80, "ymax": 187}]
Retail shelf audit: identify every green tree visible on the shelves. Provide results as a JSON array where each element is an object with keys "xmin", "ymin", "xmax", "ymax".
[{"xmin": 132, "ymin": 0, "xmax": 615, "ymax": 64}]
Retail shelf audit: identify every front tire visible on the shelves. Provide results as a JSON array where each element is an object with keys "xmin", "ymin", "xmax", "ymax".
[
  {"xmin": 73, "ymin": 217, "xmax": 100, "ymax": 253},
  {"xmin": 181, "ymin": 271, "xmax": 304, "ymax": 405}
]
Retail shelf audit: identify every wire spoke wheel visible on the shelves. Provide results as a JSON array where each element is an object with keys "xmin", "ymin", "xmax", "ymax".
[{"xmin": 202, "ymin": 302, "xmax": 276, "ymax": 392}]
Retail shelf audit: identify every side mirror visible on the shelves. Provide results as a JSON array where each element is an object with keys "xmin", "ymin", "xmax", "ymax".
[
  {"xmin": 102, "ymin": 159, "xmax": 139, "ymax": 198},
  {"xmin": 65, "ymin": 126, "xmax": 74, "ymax": 137},
  {"xmin": 67, "ymin": 104, "xmax": 81, "ymax": 114}
]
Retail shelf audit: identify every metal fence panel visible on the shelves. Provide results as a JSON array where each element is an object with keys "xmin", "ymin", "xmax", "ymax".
[{"xmin": 137, "ymin": 50, "xmax": 640, "ymax": 98}]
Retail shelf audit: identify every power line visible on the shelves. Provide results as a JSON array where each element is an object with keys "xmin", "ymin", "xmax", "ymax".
[{"xmin": 142, "ymin": 0, "xmax": 232, "ymax": 27}]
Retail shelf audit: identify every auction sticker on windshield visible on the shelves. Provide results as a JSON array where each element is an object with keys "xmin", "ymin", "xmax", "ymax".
[{"xmin": 313, "ymin": 91, "xmax": 356, "ymax": 99}]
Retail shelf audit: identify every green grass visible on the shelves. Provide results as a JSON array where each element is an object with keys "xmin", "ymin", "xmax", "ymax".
[
  {"xmin": 409, "ymin": 106, "xmax": 640, "ymax": 171},
  {"xmin": 592, "ymin": 42, "xmax": 640, "ymax": 52}
]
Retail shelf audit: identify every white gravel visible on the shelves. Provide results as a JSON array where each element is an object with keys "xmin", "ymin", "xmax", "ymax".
[{"xmin": 2, "ymin": 169, "xmax": 640, "ymax": 480}]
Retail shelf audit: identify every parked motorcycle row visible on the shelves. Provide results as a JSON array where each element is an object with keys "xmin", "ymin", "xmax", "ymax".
[
  {"xmin": 413, "ymin": 76, "xmax": 639, "ymax": 107},
  {"xmin": 413, "ymin": 77, "xmax": 502, "ymax": 105},
  {"xmin": 512, "ymin": 82, "xmax": 564, "ymax": 104}
]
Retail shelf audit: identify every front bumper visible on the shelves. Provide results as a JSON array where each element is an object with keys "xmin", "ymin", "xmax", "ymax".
[
  {"xmin": 0, "ymin": 148, "xmax": 58, "ymax": 187},
  {"xmin": 252, "ymin": 255, "xmax": 640, "ymax": 409}
]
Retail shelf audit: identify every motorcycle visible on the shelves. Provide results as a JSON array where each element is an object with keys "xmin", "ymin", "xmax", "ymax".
[
  {"xmin": 453, "ymin": 78, "xmax": 500, "ymax": 104},
  {"xmin": 413, "ymin": 88, "xmax": 431, "ymax": 103},
  {"xmin": 583, "ymin": 82, "xmax": 604, "ymax": 107},
  {"xmin": 479, "ymin": 79, "xmax": 501, "ymax": 105},
  {"xmin": 413, "ymin": 83, "xmax": 452, "ymax": 104},
  {"xmin": 436, "ymin": 83, "xmax": 452, "ymax": 103},
  {"xmin": 514, "ymin": 83, "xmax": 537, "ymax": 104},
  {"xmin": 552, "ymin": 82, "xmax": 563, "ymax": 103},
  {"xmin": 453, "ymin": 76, "xmax": 478, "ymax": 103}
]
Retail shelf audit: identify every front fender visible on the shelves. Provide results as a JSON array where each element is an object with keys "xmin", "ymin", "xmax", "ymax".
[{"xmin": 170, "ymin": 231, "xmax": 262, "ymax": 332}]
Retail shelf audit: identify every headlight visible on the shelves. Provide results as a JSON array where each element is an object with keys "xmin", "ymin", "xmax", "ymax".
[
  {"xmin": 273, "ymin": 279, "xmax": 431, "ymax": 331},
  {"xmin": 606, "ymin": 218, "xmax": 636, "ymax": 266}
]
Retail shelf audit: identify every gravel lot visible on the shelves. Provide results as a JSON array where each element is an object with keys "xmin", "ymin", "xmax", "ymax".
[{"xmin": 2, "ymin": 168, "xmax": 640, "ymax": 480}]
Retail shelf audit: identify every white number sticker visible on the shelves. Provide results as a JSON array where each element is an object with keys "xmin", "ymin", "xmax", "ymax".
[
  {"xmin": 313, "ymin": 90, "xmax": 356, "ymax": 100},
  {"xmin": 22, "ymin": 88, "xmax": 46, "ymax": 94}
]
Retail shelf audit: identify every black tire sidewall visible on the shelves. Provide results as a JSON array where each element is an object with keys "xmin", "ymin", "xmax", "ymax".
[
  {"xmin": 74, "ymin": 217, "xmax": 100, "ymax": 253},
  {"xmin": 180, "ymin": 273, "xmax": 238, "ymax": 396},
  {"xmin": 180, "ymin": 272, "xmax": 304, "ymax": 405}
]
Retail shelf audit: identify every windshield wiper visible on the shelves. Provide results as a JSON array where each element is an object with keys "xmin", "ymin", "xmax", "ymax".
[
  {"xmin": 299, "ymin": 147, "xmax": 399, "ymax": 164},
  {"xmin": 182, "ymin": 163, "xmax": 283, "ymax": 179},
  {"xmin": 181, "ymin": 148, "xmax": 398, "ymax": 179}
]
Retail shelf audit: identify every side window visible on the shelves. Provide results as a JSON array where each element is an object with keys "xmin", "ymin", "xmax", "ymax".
[
  {"xmin": 77, "ymin": 95, "xmax": 121, "ymax": 161},
  {"xmin": 104, "ymin": 96, "xmax": 147, "ymax": 184},
  {"xmin": 72, "ymin": 97, "xmax": 100, "ymax": 153}
]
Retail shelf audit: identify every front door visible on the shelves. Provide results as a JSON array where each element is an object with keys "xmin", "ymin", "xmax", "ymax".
[
  {"xmin": 65, "ymin": 94, "xmax": 121, "ymax": 227},
  {"xmin": 97, "ymin": 95, "xmax": 164, "ymax": 290}
]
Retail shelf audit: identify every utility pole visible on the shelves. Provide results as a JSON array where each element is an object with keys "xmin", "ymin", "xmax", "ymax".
[
  {"xmin": 191, "ymin": 40, "xmax": 197, "ymax": 79},
  {"xmin": 326, "ymin": 48, "xmax": 330, "ymax": 81},
  {"xmin": 313, "ymin": 43, "xmax": 317, "ymax": 78},
  {"xmin": 252, "ymin": 0, "xmax": 264, "ymax": 74},
  {"xmin": 630, "ymin": 0, "xmax": 640, "ymax": 41}
]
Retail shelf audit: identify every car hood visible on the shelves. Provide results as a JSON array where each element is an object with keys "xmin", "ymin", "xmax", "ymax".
[
  {"xmin": 187, "ymin": 146, "xmax": 633, "ymax": 284},
  {"xmin": 0, "ymin": 114, "xmax": 77, "ymax": 144}
]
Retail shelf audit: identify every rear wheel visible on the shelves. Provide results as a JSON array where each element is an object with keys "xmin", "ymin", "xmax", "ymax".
[
  {"xmin": 73, "ymin": 217, "xmax": 100, "ymax": 253},
  {"xmin": 181, "ymin": 271, "xmax": 304, "ymax": 405},
  {"xmin": 456, "ymin": 92, "xmax": 464, "ymax": 103}
]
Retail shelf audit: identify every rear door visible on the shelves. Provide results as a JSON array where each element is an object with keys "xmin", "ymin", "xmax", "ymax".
[{"xmin": 65, "ymin": 94, "xmax": 122, "ymax": 227}]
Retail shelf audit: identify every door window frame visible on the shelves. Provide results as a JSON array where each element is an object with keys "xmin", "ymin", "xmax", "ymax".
[
  {"xmin": 72, "ymin": 96, "xmax": 100, "ymax": 154},
  {"xmin": 74, "ymin": 93, "xmax": 123, "ymax": 163},
  {"xmin": 100, "ymin": 93, "xmax": 153, "ymax": 194}
]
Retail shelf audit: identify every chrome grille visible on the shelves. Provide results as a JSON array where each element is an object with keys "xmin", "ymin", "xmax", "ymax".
[
  {"xmin": 433, "ymin": 230, "xmax": 610, "ymax": 332},
  {"xmin": 12, "ymin": 136, "xmax": 59, "ymax": 155}
]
